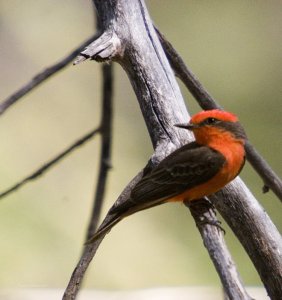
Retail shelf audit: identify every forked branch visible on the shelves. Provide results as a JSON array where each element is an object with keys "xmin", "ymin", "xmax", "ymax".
[
  {"xmin": 63, "ymin": 0, "xmax": 280, "ymax": 299},
  {"xmin": 0, "ymin": 35, "xmax": 97, "ymax": 116},
  {"xmin": 1, "ymin": 1, "xmax": 281, "ymax": 300},
  {"xmin": 156, "ymin": 28, "xmax": 282, "ymax": 202},
  {"xmin": 155, "ymin": 27, "xmax": 282, "ymax": 298}
]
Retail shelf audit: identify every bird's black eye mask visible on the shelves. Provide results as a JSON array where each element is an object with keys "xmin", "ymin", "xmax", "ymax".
[
  {"xmin": 200, "ymin": 117, "xmax": 220, "ymax": 126},
  {"xmin": 200, "ymin": 119, "xmax": 247, "ymax": 141}
]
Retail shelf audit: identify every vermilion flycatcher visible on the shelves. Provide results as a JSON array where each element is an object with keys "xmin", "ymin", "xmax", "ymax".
[{"xmin": 87, "ymin": 109, "xmax": 247, "ymax": 243}]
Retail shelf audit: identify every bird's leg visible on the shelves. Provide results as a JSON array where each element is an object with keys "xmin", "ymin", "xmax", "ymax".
[
  {"xmin": 186, "ymin": 196, "xmax": 215, "ymax": 210},
  {"xmin": 184, "ymin": 197, "xmax": 225, "ymax": 234},
  {"xmin": 197, "ymin": 215, "xmax": 226, "ymax": 235}
]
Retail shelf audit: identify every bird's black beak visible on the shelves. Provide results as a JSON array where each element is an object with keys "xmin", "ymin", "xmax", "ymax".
[{"xmin": 174, "ymin": 123, "xmax": 199, "ymax": 130}]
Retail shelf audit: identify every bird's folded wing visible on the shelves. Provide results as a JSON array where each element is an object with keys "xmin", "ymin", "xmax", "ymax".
[{"xmin": 111, "ymin": 143, "xmax": 225, "ymax": 214}]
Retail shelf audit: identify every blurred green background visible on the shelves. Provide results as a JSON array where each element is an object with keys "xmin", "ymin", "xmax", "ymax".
[{"xmin": 0, "ymin": 0, "xmax": 281, "ymax": 292}]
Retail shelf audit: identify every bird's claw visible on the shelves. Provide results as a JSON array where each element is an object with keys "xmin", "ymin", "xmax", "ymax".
[{"xmin": 198, "ymin": 217, "xmax": 226, "ymax": 234}]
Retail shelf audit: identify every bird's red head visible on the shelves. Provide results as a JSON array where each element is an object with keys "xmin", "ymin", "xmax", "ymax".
[
  {"xmin": 175, "ymin": 109, "xmax": 246, "ymax": 146},
  {"xmin": 190, "ymin": 109, "xmax": 238, "ymax": 124}
]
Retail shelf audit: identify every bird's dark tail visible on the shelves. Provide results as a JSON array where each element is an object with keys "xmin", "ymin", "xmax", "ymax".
[
  {"xmin": 85, "ymin": 198, "xmax": 166, "ymax": 245},
  {"xmin": 85, "ymin": 214, "xmax": 124, "ymax": 244}
]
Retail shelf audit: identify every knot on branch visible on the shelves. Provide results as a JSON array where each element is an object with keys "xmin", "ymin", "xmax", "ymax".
[{"xmin": 74, "ymin": 30, "xmax": 122, "ymax": 65}]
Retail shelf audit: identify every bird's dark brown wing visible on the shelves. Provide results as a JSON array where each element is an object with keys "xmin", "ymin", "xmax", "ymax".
[
  {"xmin": 111, "ymin": 142, "xmax": 225, "ymax": 214},
  {"xmin": 87, "ymin": 143, "xmax": 226, "ymax": 243}
]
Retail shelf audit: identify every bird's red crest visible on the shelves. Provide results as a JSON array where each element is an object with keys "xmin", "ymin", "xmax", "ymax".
[{"xmin": 190, "ymin": 109, "xmax": 238, "ymax": 124}]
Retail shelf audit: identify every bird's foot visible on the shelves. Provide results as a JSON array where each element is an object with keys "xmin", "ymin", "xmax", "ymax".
[
  {"xmin": 198, "ymin": 216, "xmax": 226, "ymax": 235},
  {"xmin": 184, "ymin": 198, "xmax": 225, "ymax": 234}
]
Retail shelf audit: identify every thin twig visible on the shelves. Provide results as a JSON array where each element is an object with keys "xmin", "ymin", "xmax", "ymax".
[
  {"xmin": 63, "ymin": 171, "xmax": 144, "ymax": 300},
  {"xmin": 0, "ymin": 34, "xmax": 97, "ymax": 116},
  {"xmin": 0, "ymin": 128, "xmax": 100, "ymax": 199},
  {"xmin": 63, "ymin": 10, "xmax": 114, "ymax": 298},
  {"xmin": 245, "ymin": 141, "xmax": 282, "ymax": 200},
  {"xmin": 156, "ymin": 27, "xmax": 282, "ymax": 203},
  {"xmin": 154, "ymin": 28, "xmax": 220, "ymax": 111},
  {"xmin": 85, "ymin": 63, "xmax": 113, "ymax": 240}
]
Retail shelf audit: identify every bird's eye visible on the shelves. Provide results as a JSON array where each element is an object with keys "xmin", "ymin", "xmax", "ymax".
[{"xmin": 205, "ymin": 117, "xmax": 218, "ymax": 125}]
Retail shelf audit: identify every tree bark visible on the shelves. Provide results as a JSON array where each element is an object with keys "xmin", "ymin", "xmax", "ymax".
[
  {"xmin": 66, "ymin": 0, "xmax": 282, "ymax": 299},
  {"xmin": 156, "ymin": 28, "xmax": 282, "ymax": 202}
]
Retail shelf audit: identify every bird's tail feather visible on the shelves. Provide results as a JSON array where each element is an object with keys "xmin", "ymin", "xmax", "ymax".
[
  {"xmin": 85, "ymin": 214, "xmax": 124, "ymax": 244},
  {"xmin": 85, "ymin": 198, "xmax": 166, "ymax": 244}
]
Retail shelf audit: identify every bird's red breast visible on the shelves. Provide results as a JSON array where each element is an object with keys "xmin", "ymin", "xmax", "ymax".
[
  {"xmin": 170, "ymin": 127, "xmax": 245, "ymax": 202},
  {"xmin": 87, "ymin": 109, "xmax": 248, "ymax": 243}
]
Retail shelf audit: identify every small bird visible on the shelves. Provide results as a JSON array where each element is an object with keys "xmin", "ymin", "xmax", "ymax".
[{"xmin": 87, "ymin": 109, "xmax": 247, "ymax": 243}]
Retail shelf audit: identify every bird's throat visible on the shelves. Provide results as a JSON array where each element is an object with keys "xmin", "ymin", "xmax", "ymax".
[{"xmin": 195, "ymin": 127, "xmax": 245, "ymax": 183}]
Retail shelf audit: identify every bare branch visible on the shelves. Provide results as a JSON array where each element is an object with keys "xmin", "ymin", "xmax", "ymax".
[
  {"xmin": 85, "ymin": 63, "xmax": 113, "ymax": 240},
  {"xmin": 64, "ymin": 1, "xmax": 252, "ymax": 300},
  {"xmin": 63, "ymin": 171, "xmax": 144, "ymax": 300},
  {"xmin": 156, "ymin": 27, "xmax": 282, "ymax": 298},
  {"xmin": 156, "ymin": 28, "xmax": 282, "ymax": 203},
  {"xmin": 212, "ymin": 181, "xmax": 282, "ymax": 299},
  {"xmin": 63, "ymin": 1, "xmax": 282, "ymax": 300},
  {"xmin": 0, "ymin": 34, "xmax": 97, "ymax": 116},
  {"xmin": 245, "ymin": 141, "xmax": 282, "ymax": 200},
  {"xmin": 186, "ymin": 199, "xmax": 252, "ymax": 300},
  {"xmin": 155, "ymin": 27, "xmax": 221, "ymax": 111},
  {"xmin": 0, "ymin": 128, "xmax": 100, "ymax": 199}
]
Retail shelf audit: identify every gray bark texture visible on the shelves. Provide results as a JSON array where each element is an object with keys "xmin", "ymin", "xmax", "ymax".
[{"xmin": 64, "ymin": 1, "xmax": 282, "ymax": 299}]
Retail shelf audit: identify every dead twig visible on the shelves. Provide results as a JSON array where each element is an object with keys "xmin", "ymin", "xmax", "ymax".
[
  {"xmin": 0, "ymin": 34, "xmax": 97, "ymax": 116},
  {"xmin": 63, "ymin": 171, "xmax": 144, "ymax": 300},
  {"xmin": 85, "ymin": 63, "xmax": 113, "ymax": 241},
  {"xmin": 0, "ymin": 128, "xmax": 100, "ymax": 199}
]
